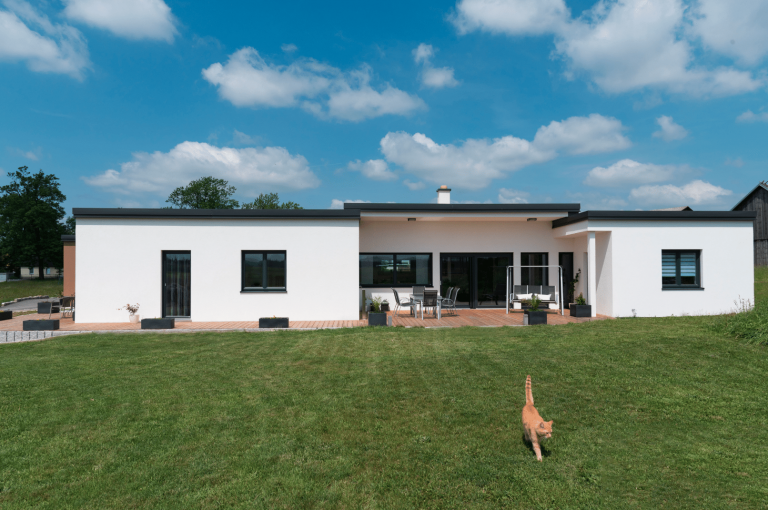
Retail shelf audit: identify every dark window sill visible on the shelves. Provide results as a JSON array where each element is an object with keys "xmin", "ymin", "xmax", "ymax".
[
  {"xmin": 661, "ymin": 287, "xmax": 704, "ymax": 291},
  {"xmin": 360, "ymin": 285, "xmax": 434, "ymax": 288},
  {"xmin": 241, "ymin": 289, "xmax": 287, "ymax": 293}
]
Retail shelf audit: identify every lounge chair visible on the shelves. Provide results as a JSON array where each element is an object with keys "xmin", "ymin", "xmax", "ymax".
[{"xmin": 392, "ymin": 288, "xmax": 414, "ymax": 317}]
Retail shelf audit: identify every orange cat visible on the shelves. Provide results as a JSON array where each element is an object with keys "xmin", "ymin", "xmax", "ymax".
[{"xmin": 522, "ymin": 375, "xmax": 553, "ymax": 461}]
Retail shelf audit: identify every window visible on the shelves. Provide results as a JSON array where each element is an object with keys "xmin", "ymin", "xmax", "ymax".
[
  {"xmin": 242, "ymin": 251, "xmax": 286, "ymax": 291},
  {"xmin": 29, "ymin": 267, "xmax": 34, "ymax": 275},
  {"xmin": 662, "ymin": 250, "xmax": 700, "ymax": 289},
  {"xmin": 521, "ymin": 253, "xmax": 548, "ymax": 285},
  {"xmin": 360, "ymin": 253, "xmax": 432, "ymax": 287},
  {"xmin": 46, "ymin": 268, "xmax": 50, "ymax": 275}
]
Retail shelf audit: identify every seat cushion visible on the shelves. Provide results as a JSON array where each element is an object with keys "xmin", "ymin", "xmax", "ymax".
[{"xmin": 516, "ymin": 293, "xmax": 533, "ymax": 300}]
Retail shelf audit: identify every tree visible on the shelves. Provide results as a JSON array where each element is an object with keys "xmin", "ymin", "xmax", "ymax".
[
  {"xmin": 0, "ymin": 167, "xmax": 66, "ymax": 280},
  {"xmin": 241, "ymin": 192, "xmax": 303, "ymax": 210},
  {"xmin": 63, "ymin": 216, "xmax": 75, "ymax": 235},
  {"xmin": 166, "ymin": 177, "xmax": 239, "ymax": 209}
]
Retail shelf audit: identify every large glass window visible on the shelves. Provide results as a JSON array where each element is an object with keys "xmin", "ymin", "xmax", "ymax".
[
  {"xmin": 242, "ymin": 251, "xmax": 286, "ymax": 291},
  {"xmin": 359, "ymin": 253, "xmax": 432, "ymax": 287},
  {"xmin": 521, "ymin": 253, "xmax": 548, "ymax": 285},
  {"xmin": 662, "ymin": 250, "xmax": 700, "ymax": 288}
]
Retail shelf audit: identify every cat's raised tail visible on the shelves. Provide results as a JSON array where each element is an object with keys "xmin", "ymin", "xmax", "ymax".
[{"xmin": 525, "ymin": 375, "xmax": 534, "ymax": 405}]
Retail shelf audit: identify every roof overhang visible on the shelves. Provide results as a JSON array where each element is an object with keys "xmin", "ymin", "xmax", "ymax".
[
  {"xmin": 552, "ymin": 210, "xmax": 756, "ymax": 229},
  {"xmin": 346, "ymin": 203, "xmax": 580, "ymax": 222},
  {"xmin": 72, "ymin": 208, "xmax": 361, "ymax": 220}
]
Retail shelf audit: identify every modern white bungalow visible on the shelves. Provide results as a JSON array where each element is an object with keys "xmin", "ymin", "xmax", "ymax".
[{"xmin": 66, "ymin": 187, "xmax": 755, "ymax": 323}]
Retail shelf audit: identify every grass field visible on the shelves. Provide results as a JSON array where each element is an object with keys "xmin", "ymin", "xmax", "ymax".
[
  {"xmin": 0, "ymin": 277, "xmax": 766, "ymax": 508},
  {"xmin": 0, "ymin": 279, "xmax": 63, "ymax": 303}
]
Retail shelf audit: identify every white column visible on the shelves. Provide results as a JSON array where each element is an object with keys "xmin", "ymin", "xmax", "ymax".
[{"xmin": 587, "ymin": 231, "xmax": 597, "ymax": 317}]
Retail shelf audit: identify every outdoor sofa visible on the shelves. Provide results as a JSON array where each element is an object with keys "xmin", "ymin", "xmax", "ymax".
[{"xmin": 510, "ymin": 285, "xmax": 559, "ymax": 310}]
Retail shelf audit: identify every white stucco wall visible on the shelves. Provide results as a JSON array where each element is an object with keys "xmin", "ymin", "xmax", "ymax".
[
  {"xmin": 555, "ymin": 220, "xmax": 754, "ymax": 317},
  {"xmin": 76, "ymin": 218, "xmax": 360, "ymax": 323},
  {"xmin": 359, "ymin": 219, "xmax": 579, "ymax": 306}
]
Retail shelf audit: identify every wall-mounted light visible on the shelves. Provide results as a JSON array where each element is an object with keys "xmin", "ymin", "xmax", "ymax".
[
  {"xmin": 408, "ymin": 218, "xmax": 416, "ymax": 221},
  {"xmin": 527, "ymin": 218, "xmax": 537, "ymax": 222}
]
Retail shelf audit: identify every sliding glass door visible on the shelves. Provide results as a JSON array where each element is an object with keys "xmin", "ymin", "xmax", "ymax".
[
  {"xmin": 163, "ymin": 251, "xmax": 191, "ymax": 318},
  {"xmin": 440, "ymin": 253, "xmax": 512, "ymax": 308}
]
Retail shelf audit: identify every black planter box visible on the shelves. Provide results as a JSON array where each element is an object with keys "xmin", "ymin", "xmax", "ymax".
[
  {"xmin": 524, "ymin": 311, "xmax": 548, "ymax": 325},
  {"xmin": 0, "ymin": 310, "xmax": 12, "ymax": 321},
  {"xmin": 259, "ymin": 317, "xmax": 289, "ymax": 328},
  {"xmin": 37, "ymin": 302, "xmax": 60, "ymax": 314},
  {"xmin": 368, "ymin": 312, "xmax": 388, "ymax": 326},
  {"xmin": 569, "ymin": 305, "xmax": 592, "ymax": 318},
  {"xmin": 141, "ymin": 318, "xmax": 175, "ymax": 330},
  {"xmin": 23, "ymin": 319, "xmax": 59, "ymax": 331}
]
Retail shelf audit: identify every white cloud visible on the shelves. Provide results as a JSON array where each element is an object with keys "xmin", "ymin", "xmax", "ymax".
[
  {"xmin": 652, "ymin": 115, "xmax": 688, "ymax": 141},
  {"xmin": 413, "ymin": 43, "xmax": 459, "ymax": 89},
  {"xmin": 203, "ymin": 47, "xmax": 426, "ymax": 122},
  {"xmin": 532, "ymin": 114, "xmax": 631, "ymax": 154},
  {"xmin": 10, "ymin": 146, "xmax": 42, "ymax": 160},
  {"xmin": 725, "ymin": 157, "xmax": 744, "ymax": 168},
  {"xmin": 498, "ymin": 188, "xmax": 530, "ymax": 204},
  {"xmin": 0, "ymin": 0, "xmax": 89, "ymax": 80},
  {"xmin": 737, "ymin": 109, "xmax": 768, "ymax": 123},
  {"xmin": 403, "ymin": 180, "xmax": 425, "ymax": 190},
  {"xmin": 453, "ymin": 0, "xmax": 765, "ymax": 98},
  {"xmin": 281, "ymin": 43, "xmax": 297, "ymax": 53},
  {"xmin": 585, "ymin": 159, "xmax": 682, "ymax": 187},
  {"xmin": 330, "ymin": 198, "xmax": 370, "ymax": 209},
  {"xmin": 690, "ymin": 0, "xmax": 768, "ymax": 66},
  {"xmin": 232, "ymin": 129, "xmax": 259, "ymax": 146},
  {"xmin": 83, "ymin": 141, "xmax": 320, "ymax": 201},
  {"xmin": 62, "ymin": 0, "xmax": 177, "ymax": 42},
  {"xmin": 451, "ymin": 0, "xmax": 569, "ymax": 36},
  {"xmin": 630, "ymin": 179, "xmax": 732, "ymax": 206},
  {"xmin": 380, "ymin": 114, "xmax": 629, "ymax": 189},
  {"xmin": 347, "ymin": 159, "xmax": 397, "ymax": 181}
]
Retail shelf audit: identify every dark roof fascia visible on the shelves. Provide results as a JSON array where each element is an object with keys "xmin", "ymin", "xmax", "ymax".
[
  {"xmin": 343, "ymin": 203, "xmax": 581, "ymax": 213},
  {"xmin": 72, "ymin": 208, "xmax": 361, "ymax": 220},
  {"xmin": 61, "ymin": 235, "xmax": 75, "ymax": 242},
  {"xmin": 731, "ymin": 182, "xmax": 768, "ymax": 211},
  {"xmin": 552, "ymin": 210, "xmax": 757, "ymax": 228}
]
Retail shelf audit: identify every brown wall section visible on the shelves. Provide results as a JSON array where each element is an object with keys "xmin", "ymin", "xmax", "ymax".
[{"xmin": 63, "ymin": 241, "xmax": 75, "ymax": 296}]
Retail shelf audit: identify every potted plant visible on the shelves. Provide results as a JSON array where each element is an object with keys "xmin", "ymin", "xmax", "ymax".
[
  {"xmin": 23, "ymin": 319, "xmax": 59, "ymax": 330},
  {"xmin": 524, "ymin": 295, "xmax": 547, "ymax": 325},
  {"xmin": 141, "ymin": 317, "xmax": 175, "ymax": 329},
  {"xmin": 368, "ymin": 296, "xmax": 388, "ymax": 326},
  {"xmin": 259, "ymin": 316, "xmax": 290, "ymax": 328},
  {"xmin": 0, "ymin": 309, "xmax": 12, "ymax": 321},
  {"xmin": 118, "ymin": 303, "xmax": 141, "ymax": 323},
  {"xmin": 569, "ymin": 293, "xmax": 592, "ymax": 317}
]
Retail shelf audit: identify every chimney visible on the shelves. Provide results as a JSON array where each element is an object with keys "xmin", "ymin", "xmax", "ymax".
[{"xmin": 437, "ymin": 185, "xmax": 451, "ymax": 204}]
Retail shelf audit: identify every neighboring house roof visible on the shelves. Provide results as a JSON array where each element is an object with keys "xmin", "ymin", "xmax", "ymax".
[
  {"xmin": 652, "ymin": 206, "xmax": 693, "ymax": 211},
  {"xmin": 552, "ymin": 210, "xmax": 756, "ymax": 228},
  {"xmin": 343, "ymin": 203, "xmax": 581, "ymax": 213},
  {"xmin": 72, "ymin": 208, "xmax": 360, "ymax": 219},
  {"xmin": 61, "ymin": 235, "xmax": 75, "ymax": 242},
  {"xmin": 732, "ymin": 181, "xmax": 768, "ymax": 211}
]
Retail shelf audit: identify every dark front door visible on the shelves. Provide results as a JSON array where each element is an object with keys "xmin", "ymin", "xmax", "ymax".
[
  {"xmin": 559, "ymin": 252, "xmax": 574, "ymax": 308},
  {"xmin": 440, "ymin": 253, "xmax": 512, "ymax": 308},
  {"xmin": 163, "ymin": 251, "xmax": 191, "ymax": 318}
]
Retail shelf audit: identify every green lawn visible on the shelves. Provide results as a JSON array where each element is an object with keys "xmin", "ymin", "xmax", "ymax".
[
  {"xmin": 1, "ymin": 274, "xmax": 767, "ymax": 508},
  {"xmin": 0, "ymin": 279, "xmax": 63, "ymax": 303}
]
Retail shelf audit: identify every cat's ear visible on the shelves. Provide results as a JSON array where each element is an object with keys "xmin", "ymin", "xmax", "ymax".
[{"xmin": 546, "ymin": 420, "xmax": 553, "ymax": 427}]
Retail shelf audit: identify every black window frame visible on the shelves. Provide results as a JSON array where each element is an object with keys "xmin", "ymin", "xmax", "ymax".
[
  {"xmin": 241, "ymin": 250, "xmax": 287, "ymax": 292},
  {"xmin": 661, "ymin": 250, "xmax": 701, "ymax": 290},
  {"xmin": 359, "ymin": 252, "xmax": 433, "ymax": 288}
]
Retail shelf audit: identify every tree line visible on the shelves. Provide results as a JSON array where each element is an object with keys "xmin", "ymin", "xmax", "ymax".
[{"xmin": 0, "ymin": 169, "xmax": 301, "ymax": 279}]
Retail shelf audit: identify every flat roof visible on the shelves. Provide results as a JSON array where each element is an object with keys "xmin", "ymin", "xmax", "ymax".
[
  {"xmin": 72, "ymin": 208, "xmax": 361, "ymax": 219},
  {"xmin": 61, "ymin": 235, "xmax": 75, "ymax": 242},
  {"xmin": 343, "ymin": 203, "xmax": 581, "ymax": 213},
  {"xmin": 552, "ymin": 210, "xmax": 756, "ymax": 228}
]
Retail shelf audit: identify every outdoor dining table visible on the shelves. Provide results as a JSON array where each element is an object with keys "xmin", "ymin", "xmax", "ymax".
[{"xmin": 409, "ymin": 294, "xmax": 442, "ymax": 320}]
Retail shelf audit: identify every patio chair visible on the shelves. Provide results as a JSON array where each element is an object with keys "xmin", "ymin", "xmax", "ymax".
[
  {"xmin": 37, "ymin": 301, "xmax": 57, "ymax": 319},
  {"xmin": 441, "ymin": 287, "xmax": 458, "ymax": 316},
  {"xmin": 422, "ymin": 290, "xmax": 439, "ymax": 319},
  {"xmin": 61, "ymin": 296, "xmax": 75, "ymax": 319},
  {"xmin": 391, "ymin": 288, "xmax": 415, "ymax": 317}
]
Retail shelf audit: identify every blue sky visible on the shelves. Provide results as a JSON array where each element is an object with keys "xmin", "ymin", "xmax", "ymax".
[{"xmin": 1, "ymin": 0, "xmax": 766, "ymax": 212}]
